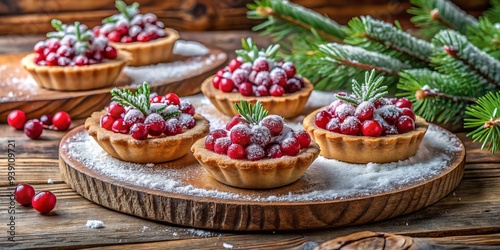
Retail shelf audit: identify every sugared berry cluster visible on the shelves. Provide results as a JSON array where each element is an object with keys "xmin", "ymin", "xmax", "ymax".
[
  {"xmin": 14, "ymin": 183, "xmax": 57, "ymax": 214},
  {"xmin": 315, "ymin": 96, "xmax": 416, "ymax": 137},
  {"xmin": 33, "ymin": 19, "xmax": 117, "ymax": 66},
  {"xmin": 212, "ymin": 38, "xmax": 304, "ymax": 97},
  {"xmin": 95, "ymin": 0, "xmax": 166, "ymax": 43},
  {"xmin": 7, "ymin": 110, "xmax": 72, "ymax": 139},
  {"xmin": 101, "ymin": 91, "xmax": 196, "ymax": 140}
]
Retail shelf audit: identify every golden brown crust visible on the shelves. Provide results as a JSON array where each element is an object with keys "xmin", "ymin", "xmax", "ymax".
[
  {"xmin": 110, "ymin": 28, "xmax": 179, "ymax": 67},
  {"xmin": 191, "ymin": 139, "xmax": 320, "ymax": 189},
  {"xmin": 303, "ymin": 107, "xmax": 429, "ymax": 164},
  {"xmin": 21, "ymin": 51, "xmax": 131, "ymax": 91},
  {"xmin": 200, "ymin": 75, "xmax": 313, "ymax": 119},
  {"xmin": 85, "ymin": 110, "xmax": 210, "ymax": 163}
]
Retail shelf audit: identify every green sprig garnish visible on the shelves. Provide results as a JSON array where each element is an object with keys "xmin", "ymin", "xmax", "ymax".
[
  {"xmin": 234, "ymin": 101, "xmax": 269, "ymax": 124},
  {"xmin": 110, "ymin": 82, "xmax": 151, "ymax": 116},
  {"xmin": 464, "ymin": 91, "xmax": 500, "ymax": 153},
  {"xmin": 336, "ymin": 70, "xmax": 388, "ymax": 106},
  {"xmin": 104, "ymin": 0, "xmax": 140, "ymax": 23},
  {"xmin": 236, "ymin": 37, "xmax": 280, "ymax": 62}
]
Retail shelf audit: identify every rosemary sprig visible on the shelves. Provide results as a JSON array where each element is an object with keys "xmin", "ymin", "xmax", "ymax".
[
  {"xmin": 335, "ymin": 70, "xmax": 388, "ymax": 105},
  {"xmin": 236, "ymin": 37, "xmax": 280, "ymax": 62},
  {"xmin": 234, "ymin": 101, "xmax": 269, "ymax": 124},
  {"xmin": 110, "ymin": 82, "xmax": 151, "ymax": 116},
  {"xmin": 104, "ymin": 0, "xmax": 140, "ymax": 23}
]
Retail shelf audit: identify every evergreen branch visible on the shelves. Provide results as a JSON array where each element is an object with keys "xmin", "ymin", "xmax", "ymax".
[
  {"xmin": 248, "ymin": 0, "xmax": 346, "ymax": 43},
  {"xmin": 467, "ymin": 17, "xmax": 500, "ymax": 60},
  {"xmin": 432, "ymin": 30, "xmax": 500, "ymax": 89},
  {"xmin": 345, "ymin": 16, "xmax": 433, "ymax": 66},
  {"xmin": 336, "ymin": 70, "xmax": 388, "ymax": 105},
  {"xmin": 464, "ymin": 91, "xmax": 500, "ymax": 153},
  {"xmin": 234, "ymin": 101, "xmax": 268, "ymax": 124},
  {"xmin": 408, "ymin": 0, "xmax": 478, "ymax": 39},
  {"xmin": 110, "ymin": 82, "xmax": 151, "ymax": 116},
  {"xmin": 485, "ymin": 0, "xmax": 500, "ymax": 24}
]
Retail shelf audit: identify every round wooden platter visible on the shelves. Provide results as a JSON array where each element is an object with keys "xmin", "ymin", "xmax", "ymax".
[
  {"xmin": 0, "ymin": 45, "xmax": 227, "ymax": 123},
  {"xmin": 59, "ymin": 125, "xmax": 465, "ymax": 231}
]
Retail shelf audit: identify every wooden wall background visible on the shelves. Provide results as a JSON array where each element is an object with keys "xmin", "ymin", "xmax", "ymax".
[{"xmin": 0, "ymin": 0, "xmax": 490, "ymax": 35}]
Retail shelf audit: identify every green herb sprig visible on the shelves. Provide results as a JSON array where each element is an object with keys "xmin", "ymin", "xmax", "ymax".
[
  {"xmin": 110, "ymin": 82, "xmax": 151, "ymax": 116},
  {"xmin": 234, "ymin": 101, "xmax": 269, "ymax": 124},
  {"xmin": 235, "ymin": 37, "xmax": 280, "ymax": 62},
  {"xmin": 335, "ymin": 70, "xmax": 388, "ymax": 106}
]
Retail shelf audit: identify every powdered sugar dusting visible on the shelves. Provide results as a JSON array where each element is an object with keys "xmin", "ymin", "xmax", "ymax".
[{"xmin": 86, "ymin": 220, "xmax": 105, "ymax": 229}]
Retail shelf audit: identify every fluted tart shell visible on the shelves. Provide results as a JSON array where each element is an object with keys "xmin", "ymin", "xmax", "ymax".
[
  {"xmin": 191, "ymin": 139, "xmax": 320, "ymax": 189},
  {"xmin": 303, "ymin": 108, "xmax": 429, "ymax": 164},
  {"xmin": 110, "ymin": 28, "xmax": 179, "ymax": 67},
  {"xmin": 85, "ymin": 110, "xmax": 209, "ymax": 163},
  {"xmin": 201, "ymin": 75, "xmax": 313, "ymax": 119},
  {"xmin": 21, "ymin": 51, "xmax": 131, "ymax": 91}
]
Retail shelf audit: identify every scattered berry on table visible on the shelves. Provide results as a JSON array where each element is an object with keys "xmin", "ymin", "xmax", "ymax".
[
  {"xmin": 14, "ymin": 183, "xmax": 36, "ymax": 206},
  {"xmin": 32, "ymin": 191, "xmax": 57, "ymax": 214}
]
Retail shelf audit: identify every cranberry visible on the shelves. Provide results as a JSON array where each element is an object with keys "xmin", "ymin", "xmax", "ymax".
[
  {"xmin": 212, "ymin": 75, "xmax": 222, "ymax": 89},
  {"xmin": 73, "ymin": 55, "xmax": 89, "ymax": 66},
  {"xmin": 116, "ymin": 25, "xmax": 129, "ymax": 36},
  {"xmin": 335, "ymin": 103, "xmax": 356, "ymax": 122},
  {"xmin": 130, "ymin": 123, "xmax": 148, "ymax": 140},
  {"xmin": 165, "ymin": 118, "xmax": 182, "ymax": 136},
  {"xmin": 33, "ymin": 41, "xmax": 45, "ymax": 54},
  {"xmin": 216, "ymin": 69, "xmax": 226, "ymax": 77},
  {"xmin": 103, "ymin": 46, "xmax": 118, "ymax": 59},
  {"xmin": 270, "ymin": 68, "xmax": 287, "ymax": 87},
  {"xmin": 315, "ymin": 110, "xmax": 332, "ymax": 129},
  {"xmin": 144, "ymin": 113, "xmax": 166, "ymax": 136},
  {"xmin": 100, "ymin": 114, "xmax": 116, "ymax": 131},
  {"xmin": 57, "ymin": 57, "xmax": 71, "ymax": 66},
  {"xmin": 40, "ymin": 114, "xmax": 54, "ymax": 126},
  {"xmin": 137, "ymin": 32, "xmax": 151, "ymax": 42},
  {"xmin": 361, "ymin": 120, "xmax": 383, "ymax": 137},
  {"xmin": 24, "ymin": 120, "xmax": 43, "ymax": 139},
  {"xmin": 245, "ymin": 144, "xmax": 265, "ymax": 161},
  {"xmin": 228, "ymin": 58, "xmax": 243, "ymax": 72},
  {"xmin": 252, "ymin": 57, "xmax": 270, "ymax": 72},
  {"xmin": 238, "ymin": 82, "xmax": 254, "ymax": 96},
  {"xmin": 250, "ymin": 125, "xmax": 271, "ymax": 147},
  {"xmin": 34, "ymin": 53, "xmax": 45, "ymax": 64},
  {"xmin": 164, "ymin": 93, "xmax": 180, "ymax": 106},
  {"xmin": 400, "ymin": 108, "xmax": 416, "ymax": 120},
  {"xmin": 266, "ymin": 144, "xmax": 283, "ymax": 158},
  {"xmin": 378, "ymin": 105, "xmax": 401, "ymax": 125},
  {"xmin": 14, "ymin": 183, "xmax": 35, "ymax": 206},
  {"xmin": 226, "ymin": 115, "xmax": 246, "ymax": 130},
  {"xmin": 254, "ymin": 85, "xmax": 269, "ymax": 96},
  {"xmin": 395, "ymin": 98, "xmax": 413, "ymax": 109},
  {"xmin": 230, "ymin": 125, "xmax": 252, "ymax": 146},
  {"xmin": 281, "ymin": 62, "xmax": 296, "ymax": 78},
  {"xmin": 219, "ymin": 78, "xmax": 235, "ymax": 92},
  {"xmin": 340, "ymin": 116, "xmax": 361, "ymax": 135},
  {"xmin": 254, "ymin": 71, "xmax": 271, "ymax": 87},
  {"xmin": 231, "ymin": 69, "xmax": 249, "ymax": 85},
  {"xmin": 45, "ymin": 53, "xmax": 58, "ymax": 66},
  {"xmin": 112, "ymin": 118, "xmax": 130, "ymax": 134},
  {"xmin": 121, "ymin": 36, "xmax": 134, "ymax": 43},
  {"xmin": 92, "ymin": 26, "xmax": 101, "ymax": 36},
  {"xmin": 46, "ymin": 39, "xmax": 61, "ymax": 52},
  {"xmin": 205, "ymin": 135, "xmax": 216, "ymax": 151},
  {"xmin": 107, "ymin": 30, "xmax": 122, "ymax": 42},
  {"xmin": 214, "ymin": 137, "xmax": 232, "ymax": 154},
  {"xmin": 280, "ymin": 137, "xmax": 301, "ymax": 156},
  {"xmin": 52, "ymin": 111, "xmax": 72, "ymax": 131},
  {"xmin": 123, "ymin": 109, "xmax": 145, "ymax": 126},
  {"xmin": 374, "ymin": 98, "xmax": 391, "ymax": 108},
  {"xmin": 327, "ymin": 100, "xmax": 344, "ymax": 115},
  {"xmin": 180, "ymin": 102, "xmax": 195, "ymax": 115},
  {"xmin": 210, "ymin": 129, "xmax": 228, "ymax": 139},
  {"xmin": 396, "ymin": 116, "xmax": 415, "ymax": 134},
  {"xmin": 286, "ymin": 78, "xmax": 302, "ymax": 93},
  {"xmin": 227, "ymin": 144, "xmax": 245, "ymax": 159},
  {"xmin": 269, "ymin": 85, "xmax": 285, "ymax": 96},
  {"xmin": 355, "ymin": 101, "xmax": 375, "ymax": 122},
  {"xmin": 179, "ymin": 113, "xmax": 196, "ymax": 129},
  {"xmin": 326, "ymin": 117, "xmax": 341, "ymax": 133},
  {"xmin": 32, "ymin": 191, "xmax": 57, "ymax": 214},
  {"xmin": 150, "ymin": 95, "xmax": 164, "ymax": 103},
  {"xmin": 294, "ymin": 130, "xmax": 311, "ymax": 148},
  {"xmin": 56, "ymin": 45, "xmax": 74, "ymax": 58},
  {"xmin": 260, "ymin": 115, "xmax": 284, "ymax": 136},
  {"xmin": 7, "ymin": 110, "xmax": 27, "ymax": 130},
  {"xmin": 108, "ymin": 102, "xmax": 126, "ymax": 119}
]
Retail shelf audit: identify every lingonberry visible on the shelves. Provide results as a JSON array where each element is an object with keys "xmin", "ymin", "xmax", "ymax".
[
  {"xmin": 228, "ymin": 58, "xmax": 243, "ymax": 72},
  {"xmin": 14, "ymin": 183, "xmax": 35, "ymax": 206},
  {"xmin": 32, "ymin": 191, "xmax": 57, "ymax": 214},
  {"xmin": 269, "ymin": 85, "xmax": 285, "ymax": 97},
  {"xmin": 7, "ymin": 110, "xmax": 27, "ymax": 130}
]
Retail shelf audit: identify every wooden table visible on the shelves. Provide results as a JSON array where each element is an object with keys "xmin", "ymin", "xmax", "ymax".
[{"xmin": 1, "ymin": 32, "xmax": 500, "ymax": 249}]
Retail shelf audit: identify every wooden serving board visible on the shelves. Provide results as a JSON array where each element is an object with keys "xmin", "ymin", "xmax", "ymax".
[
  {"xmin": 0, "ymin": 45, "xmax": 227, "ymax": 123},
  {"xmin": 59, "ymin": 125, "xmax": 465, "ymax": 231}
]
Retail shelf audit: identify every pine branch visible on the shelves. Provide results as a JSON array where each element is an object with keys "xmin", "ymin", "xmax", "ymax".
[
  {"xmin": 408, "ymin": 0, "xmax": 478, "ymax": 39},
  {"xmin": 485, "ymin": 0, "xmax": 500, "ymax": 24},
  {"xmin": 110, "ymin": 82, "xmax": 151, "ymax": 116},
  {"xmin": 397, "ymin": 69, "xmax": 478, "ymax": 124},
  {"xmin": 336, "ymin": 70, "xmax": 388, "ymax": 105},
  {"xmin": 467, "ymin": 17, "xmax": 500, "ymax": 60},
  {"xmin": 464, "ymin": 91, "xmax": 500, "ymax": 153},
  {"xmin": 247, "ymin": 0, "xmax": 346, "ymax": 43},
  {"xmin": 345, "ymin": 16, "xmax": 433, "ymax": 67},
  {"xmin": 431, "ymin": 30, "xmax": 500, "ymax": 90},
  {"xmin": 234, "ymin": 101, "xmax": 268, "ymax": 124}
]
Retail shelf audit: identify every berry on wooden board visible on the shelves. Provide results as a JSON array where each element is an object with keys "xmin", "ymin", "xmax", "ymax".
[{"xmin": 32, "ymin": 191, "xmax": 57, "ymax": 214}]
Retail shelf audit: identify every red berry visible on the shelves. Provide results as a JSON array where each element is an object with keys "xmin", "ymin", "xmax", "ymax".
[
  {"xmin": 361, "ymin": 120, "xmax": 383, "ymax": 137},
  {"xmin": 46, "ymin": 39, "xmax": 61, "ymax": 52},
  {"xmin": 100, "ymin": 115, "xmax": 116, "ymax": 131},
  {"xmin": 255, "ymin": 85, "xmax": 269, "ymax": 96},
  {"xmin": 252, "ymin": 57, "xmax": 270, "ymax": 72},
  {"xmin": 245, "ymin": 144, "xmax": 265, "ymax": 161},
  {"xmin": 231, "ymin": 69, "xmax": 249, "ymax": 85},
  {"xmin": 227, "ymin": 144, "xmax": 245, "ymax": 159},
  {"xmin": 226, "ymin": 115, "xmax": 246, "ymax": 130},
  {"xmin": 266, "ymin": 144, "xmax": 283, "ymax": 158},
  {"xmin": 214, "ymin": 137, "xmax": 232, "ymax": 154},
  {"xmin": 130, "ymin": 123, "xmax": 148, "ymax": 140},
  {"xmin": 400, "ymin": 108, "xmax": 416, "ymax": 120},
  {"xmin": 45, "ymin": 52, "xmax": 58, "ymax": 66},
  {"xmin": 92, "ymin": 26, "xmax": 101, "ymax": 36},
  {"xmin": 212, "ymin": 75, "xmax": 222, "ymax": 89},
  {"xmin": 112, "ymin": 118, "xmax": 130, "ymax": 134},
  {"xmin": 280, "ymin": 137, "xmax": 301, "ymax": 156},
  {"xmin": 73, "ymin": 55, "xmax": 89, "ymax": 66},
  {"xmin": 40, "ymin": 114, "xmax": 54, "ymax": 126},
  {"xmin": 269, "ymin": 85, "xmax": 285, "ymax": 96},
  {"xmin": 7, "ymin": 110, "xmax": 27, "ymax": 130},
  {"xmin": 209, "ymin": 129, "xmax": 228, "ymax": 139},
  {"xmin": 395, "ymin": 98, "xmax": 413, "ymax": 109},
  {"xmin": 150, "ymin": 95, "xmax": 164, "ymax": 103},
  {"xmin": 270, "ymin": 68, "xmax": 287, "ymax": 87},
  {"xmin": 219, "ymin": 78, "xmax": 235, "ymax": 92},
  {"xmin": 33, "ymin": 41, "xmax": 45, "ymax": 54},
  {"xmin": 164, "ymin": 93, "xmax": 180, "ymax": 106},
  {"xmin": 335, "ymin": 103, "xmax": 356, "ymax": 122},
  {"xmin": 165, "ymin": 118, "xmax": 182, "ymax": 136},
  {"xmin": 14, "ymin": 183, "xmax": 35, "ymax": 206},
  {"xmin": 123, "ymin": 109, "xmax": 145, "ymax": 126},
  {"xmin": 34, "ymin": 53, "xmax": 45, "ymax": 64},
  {"xmin": 355, "ymin": 101, "xmax": 374, "ymax": 122},
  {"xmin": 121, "ymin": 36, "xmax": 134, "ymax": 43},
  {"xmin": 216, "ymin": 69, "xmax": 225, "ymax": 77},
  {"xmin": 260, "ymin": 115, "xmax": 284, "ymax": 136},
  {"xmin": 107, "ymin": 30, "xmax": 122, "ymax": 42},
  {"xmin": 282, "ymin": 62, "xmax": 296, "ymax": 78},
  {"xmin": 205, "ymin": 135, "xmax": 216, "ymax": 151},
  {"xmin": 179, "ymin": 113, "xmax": 196, "ymax": 129},
  {"xmin": 396, "ymin": 116, "xmax": 415, "ymax": 134},
  {"xmin": 230, "ymin": 125, "xmax": 252, "ymax": 146},
  {"xmin": 116, "ymin": 25, "xmax": 129, "ymax": 36},
  {"xmin": 180, "ymin": 102, "xmax": 195, "ymax": 115},
  {"xmin": 137, "ymin": 32, "xmax": 151, "ymax": 42},
  {"xmin": 52, "ymin": 111, "xmax": 72, "ymax": 131},
  {"xmin": 326, "ymin": 117, "xmax": 341, "ymax": 133},
  {"xmin": 286, "ymin": 78, "xmax": 302, "ymax": 93},
  {"xmin": 24, "ymin": 120, "xmax": 43, "ymax": 139},
  {"xmin": 315, "ymin": 110, "xmax": 332, "ymax": 129},
  {"xmin": 108, "ymin": 102, "xmax": 126, "ymax": 119},
  {"xmin": 144, "ymin": 113, "xmax": 166, "ymax": 136},
  {"xmin": 250, "ymin": 125, "xmax": 272, "ymax": 147},
  {"xmin": 32, "ymin": 191, "xmax": 57, "ymax": 214},
  {"xmin": 340, "ymin": 116, "xmax": 361, "ymax": 135},
  {"xmin": 294, "ymin": 130, "xmax": 311, "ymax": 148},
  {"xmin": 378, "ymin": 105, "xmax": 401, "ymax": 125},
  {"xmin": 238, "ymin": 82, "xmax": 254, "ymax": 96},
  {"xmin": 374, "ymin": 98, "xmax": 391, "ymax": 108},
  {"xmin": 254, "ymin": 71, "xmax": 271, "ymax": 87},
  {"xmin": 103, "ymin": 46, "xmax": 118, "ymax": 59},
  {"xmin": 228, "ymin": 58, "xmax": 243, "ymax": 72}
]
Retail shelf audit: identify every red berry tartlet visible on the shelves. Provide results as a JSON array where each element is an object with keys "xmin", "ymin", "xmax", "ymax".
[
  {"xmin": 303, "ymin": 70, "xmax": 428, "ymax": 164},
  {"xmin": 201, "ymin": 38, "xmax": 313, "ymax": 119},
  {"xmin": 191, "ymin": 101, "xmax": 320, "ymax": 189},
  {"xmin": 21, "ymin": 19, "xmax": 130, "ymax": 91},
  {"xmin": 95, "ymin": 0, "xmax": 179, "ymax": 66},
  {"xmin": 85, "ymin": 82, "xmax": 209, "ymax": 163}
]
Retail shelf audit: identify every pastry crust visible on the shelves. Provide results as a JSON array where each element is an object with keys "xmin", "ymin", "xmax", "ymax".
[
  {"xmin": 85, "ymin": 110, "xmax": 209, "ymax": 163},
  {"xmin": 201, "ymin": 75, "xmax": 314, "ymax": 119},
  {"xmin": 191, "ymin": 139, "xmax": 320, "ymax": 189},
  {"xmin": 21, "ymin": 51, "xmax": 131, "ymax": 91},
  {"xmin": 303, "ymin": 108, "xmax": 429, "ymax": 164},
  {"xmin": 110, "ymin": 28, "xmax": 179, "ymax": 67}
]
